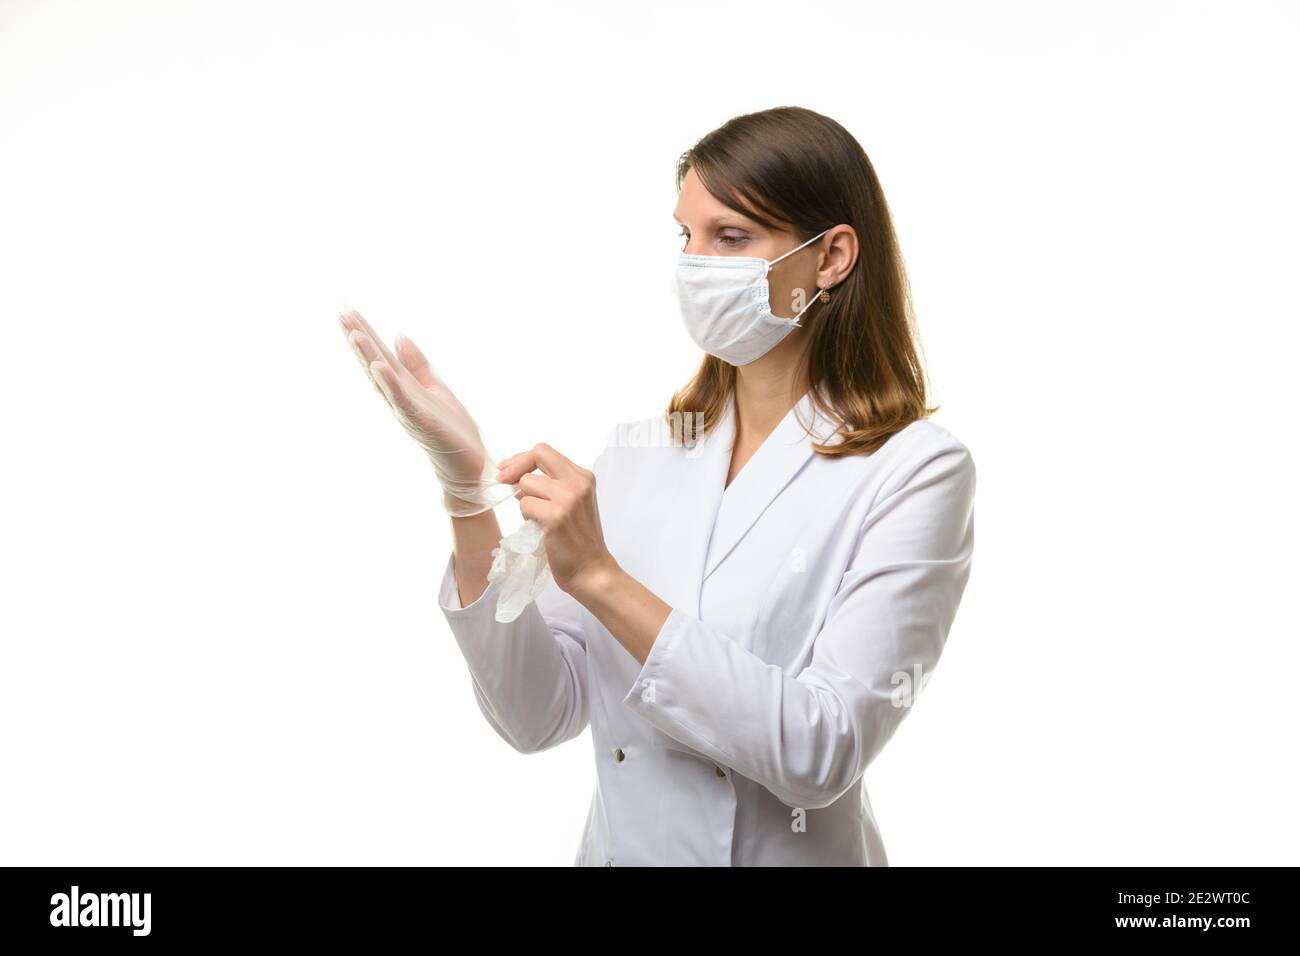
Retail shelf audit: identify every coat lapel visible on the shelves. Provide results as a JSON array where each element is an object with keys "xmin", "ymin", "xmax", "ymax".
[
  {"xmin": 701, "ymin": 387, "xmax": 839, "ymax": 582},
  {"xmin": 654, "ymin": 393, "xmax": 735, "ymax": 620},
  {"xmin": 630, "ymin": 386, "xmax": 838, "ymax": 759},
  {"xmin": 642, "ymin": 385, "xmax": 839, "ymax": 622}
]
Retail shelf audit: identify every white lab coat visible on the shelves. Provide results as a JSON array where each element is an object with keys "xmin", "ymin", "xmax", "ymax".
[{"xmin": 437, "ymin": 386, "xmax": 975, "ymax": 866}]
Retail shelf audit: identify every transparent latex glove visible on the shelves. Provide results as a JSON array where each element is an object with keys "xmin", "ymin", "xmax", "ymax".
[
  {"xmin": 338, "ymin": 309, "xmax": 516, "ymax": 517},
  {"xmin": 485, "ymin": 517, "xmax": 552, "ymax": 623}
]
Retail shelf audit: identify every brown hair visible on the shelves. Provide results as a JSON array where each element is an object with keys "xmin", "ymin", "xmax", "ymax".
[{"xmin": 667, "ymin": 106, "xmax": 937, "ymax": 456}]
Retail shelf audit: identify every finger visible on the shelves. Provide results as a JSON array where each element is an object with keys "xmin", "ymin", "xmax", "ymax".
[
  {"xmin": 344, "ymin": 325, "xmax": 391, "ymax": 380},
  {"xmin": 395, "ymin": 333, "xmax": 480, "ymax": 427},
  {"xmin": 496, "ymin": 451, "xmax": 538, "ymax": 484},
  {"xmin": 340, "ymin": 310, "xmax": 420, "ymax": 389},
  {"xmin": 368, "ymin": 361, "xmax": 419, "ymax": 419},
  {"xmin": 532, "ymin": 443, "xmax": 580, "ymax": 480},
  {"xmin": 495, "ymin": 452, "xmax": 531, "ymax": 483},
  {"xmin": 347, "ymin": 328, "xmax": 382, "ymax": 365},
  {"xmin": 342, "ymin": 330, "xmax": 390, "ymax": 399},
  {"xmin": 393, "ymin": 333, "xmax": 447, "ymax": 391},
  {"xmin": 517, "ymin": 494, "xmax": 556, "ymax": 528},
  {"xmin": 516, "ymin": 471, "xmax": 564, "ymax": 501},
  {"xmin": 496, "ymin": 443, "xmax": 577, "ymax": 483}
]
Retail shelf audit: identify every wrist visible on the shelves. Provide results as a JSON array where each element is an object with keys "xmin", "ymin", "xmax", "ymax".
[
  {"xmin": 442, "ymin": 486, "xmax": 483, "ymax": 516},
  {"xmin": 567, "ymin": 553, "xmax": 623, "ymax": 605}
]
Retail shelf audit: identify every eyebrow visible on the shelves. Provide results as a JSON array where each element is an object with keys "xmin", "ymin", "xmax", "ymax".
[{"xmin": 673, "ymin": 211, "xmax": 758, "ymax": 228}]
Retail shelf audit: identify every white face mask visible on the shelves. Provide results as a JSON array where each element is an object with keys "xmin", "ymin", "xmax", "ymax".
[{"xmin": 673, "ymin": 228, "xmax": 830, "ymax": 366}]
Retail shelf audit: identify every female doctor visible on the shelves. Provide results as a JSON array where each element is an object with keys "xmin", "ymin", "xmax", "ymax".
[{"xmin": 339, "ymin": 106, "xmax": 975, "ymax": 866}]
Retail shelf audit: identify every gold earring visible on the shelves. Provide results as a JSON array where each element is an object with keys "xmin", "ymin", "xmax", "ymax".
[{"xmin": 818, "ymin": 286, "xmax": 832, "ymax": 303}]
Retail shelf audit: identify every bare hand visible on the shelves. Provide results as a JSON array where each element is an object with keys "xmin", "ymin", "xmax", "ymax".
[{"xmin": 496, "ymin": 443, "xmax": 615, "ymax": 595}]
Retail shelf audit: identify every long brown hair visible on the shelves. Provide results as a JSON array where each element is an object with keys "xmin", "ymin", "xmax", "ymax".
[{"xmin": 667, "ymin": 106, "xmax": 937, "ymax": 456}]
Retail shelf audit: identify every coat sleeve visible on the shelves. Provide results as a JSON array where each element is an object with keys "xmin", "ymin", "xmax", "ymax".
[
  {"xmin": 438, "ymin": 556, "xmax": 590, "ymax": 754},
  {"xmin": 620, "ymin": 437, "xmax": 976, "ymax": 810},
  {"xmin": 437, "ymin": 448, "xmax": 611, "ymax": 755}
]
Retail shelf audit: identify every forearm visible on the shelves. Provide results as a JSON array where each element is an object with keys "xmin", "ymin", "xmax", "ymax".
[
  {"xmin": 436, "ymin": 553, "xmax": 592, "ymax": 755},
  {"xmin": 568, "ymin": 560, "xmax": 672, "ymax": 666},
  {"xmin": 571, "ymin": 561, "xmax": 864, "ymax": 808},
  {"xmin": 449, "ymin": 507, "xmax": 503, "ymax": 607}
]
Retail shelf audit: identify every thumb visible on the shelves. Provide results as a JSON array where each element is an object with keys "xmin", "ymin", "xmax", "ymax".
[{"xmin": 394, "ymin": 332, "xmax": 446, "ymax": 391}]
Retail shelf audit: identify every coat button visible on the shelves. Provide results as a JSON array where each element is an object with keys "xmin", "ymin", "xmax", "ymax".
[
  {"xmin": 613, "ymin": 747, "xmax": 625, "ymax": 762},
  {"xmin": 715, "ymin": 765, "xmax": 727, "ymax": 778}
]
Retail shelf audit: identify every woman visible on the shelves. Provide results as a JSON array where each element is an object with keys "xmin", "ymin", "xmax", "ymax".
[{"xmin": 339, "ymin": 106, "xmax": 975, "ymax": 866}]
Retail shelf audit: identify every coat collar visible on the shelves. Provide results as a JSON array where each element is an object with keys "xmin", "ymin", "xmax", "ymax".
[{"xmin": 662, "ymin": 385, "xmax": 841, "ymax": 619}]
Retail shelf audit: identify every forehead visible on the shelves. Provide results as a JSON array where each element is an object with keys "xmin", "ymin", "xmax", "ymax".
[{"xmin": 673, "ymin": 174, "xmax": 761, "ymax": 227}]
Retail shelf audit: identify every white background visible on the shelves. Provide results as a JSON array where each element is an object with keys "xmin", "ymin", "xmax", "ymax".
[{"xmin": 1, "ymin": 0, "xmax": 1296, "ymax": 866}]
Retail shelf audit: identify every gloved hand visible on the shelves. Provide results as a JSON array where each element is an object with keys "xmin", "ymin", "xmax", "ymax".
[{"xmin": 338, "ymin": 309, "xmax": 516, "ymax": 517}]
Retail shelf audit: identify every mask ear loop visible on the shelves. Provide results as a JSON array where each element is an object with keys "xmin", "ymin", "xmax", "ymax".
[
  {"xmin": 767, "ymin": 226, "xmax": 831, "ymax": 268},
  {"xmin": 785, "ymin": 283, "xmax": 830, "ymax": 328},
  {"xmin": 767, "ymin": 227, "xmax": 833, "ymax": 326}
]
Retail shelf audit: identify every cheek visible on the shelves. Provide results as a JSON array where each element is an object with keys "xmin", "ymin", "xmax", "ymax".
[{"xmin": 767, "ymin": 275, "xmax": 813, "ymax": 318}]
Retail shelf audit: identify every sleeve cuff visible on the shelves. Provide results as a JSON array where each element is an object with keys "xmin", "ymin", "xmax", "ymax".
[
  {"xmin": 620, "ymin": 606, "xmax": 686, "ymax": 709},
  {"xmin": 437, "ymin": 551, "xmax": 505, "ymax": 618}
]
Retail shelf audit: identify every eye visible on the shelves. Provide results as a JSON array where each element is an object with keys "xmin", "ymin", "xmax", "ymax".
[{"xmin": 717, "ymin": 234, "xmax": 748, "ymax": 248}]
